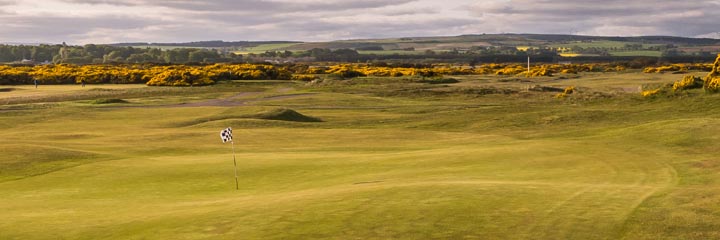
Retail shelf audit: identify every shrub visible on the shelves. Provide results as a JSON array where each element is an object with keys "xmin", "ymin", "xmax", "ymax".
[
  {"xmin": 528, "ymin": 66, "xmax": 553, "ymax": 77},
  {"xmin": 561, "ymin": 69, "xmax": 577, "ymax": 74},
  {"xmin": 146, "ymin": 69, "xmax": 214, "ymax": 86},
  {"xmin": 672, "ymin": 75, "xmax": 703, "ymax": 91},
  {"xmin": 704, "ymin": 54, "xmax": 720, "ymax": 93},
  {"xmin": 291, "ymin": 74, "xmax": 317, "ymax": 82},
  {"xmin": 641, "ymin": 89, "xmax": 661, "ymax": 97},
  {"xmin": 555, "ymin": 86, "xmax": 576, "ymax": 99}
]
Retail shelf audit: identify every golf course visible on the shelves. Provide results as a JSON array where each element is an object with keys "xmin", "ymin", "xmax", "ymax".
[{"xmin": 1, "ymin": 71, "xmax": 720, "ymax": 239}]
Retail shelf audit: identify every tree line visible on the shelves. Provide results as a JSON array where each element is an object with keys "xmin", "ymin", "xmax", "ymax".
[
  {"xmin": 1, "ymin": 44, "xmax": 717, "ymax": 66},
  {"xmin": 0, "ymin": 44, "xmax": 243, "ymax": 64}
]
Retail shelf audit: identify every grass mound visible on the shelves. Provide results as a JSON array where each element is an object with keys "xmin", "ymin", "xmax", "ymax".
[
  {"xmin": 0, "ymin": 145, "xmax": 101, "ymax": 182},
  {"xmin": 0, "ymin": 88, "xmax": 17, "ymax": 92},
  {"xmin": 254, "ymin": 108, "xmax": 322, "ymax": 122},
  {"xmin": 90, "ymin": 98, "xmax": 128, "ymax": 104},
  {"xmin": 176, "ymin": 107, "xmax": 322, "ymax": 127}
]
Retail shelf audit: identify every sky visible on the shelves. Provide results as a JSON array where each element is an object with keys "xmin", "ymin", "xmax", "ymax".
[{"xmin": 0, "ymin": 0, "xmax": 719, "ymax": 44}]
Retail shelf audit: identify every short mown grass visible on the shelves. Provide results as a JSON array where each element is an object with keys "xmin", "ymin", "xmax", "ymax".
[{"xmin": 1, "ymin": 73, "xmax": 720, "ymax": 239}]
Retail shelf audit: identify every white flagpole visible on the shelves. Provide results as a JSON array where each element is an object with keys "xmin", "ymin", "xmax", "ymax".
[
  {"xmin": 527, "ymin": 55, "xmax": 530, "ymax": 78},
  {"xmin": 232, "ymin": 140, "xmax": 238, "ymax": 190}
]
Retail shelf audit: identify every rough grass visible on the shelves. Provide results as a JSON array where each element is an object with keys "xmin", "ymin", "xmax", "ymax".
[
  {"xmin": 90, "ymin": 98, "xmax": 128, "ymax": 104},
  {"xmin": 1, "ymin": 73, "xmax": 720, "ymax": 239}
]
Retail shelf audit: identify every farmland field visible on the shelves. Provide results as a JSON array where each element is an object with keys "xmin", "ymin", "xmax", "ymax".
[
  {"xmin": 548, "ymin": 40, "xmax": 662, "ymax": 49},
  {"xmin": 610, "ymin": 51, "xmax": 663, "ymax": 57},
  {"xmin": 1, "ymin": 72, "xmax": 720, "ymax": 239},
  {"xmin": 233, "ymin": 43, "xmax": 302, "ymax": 54},
  {"xmin": 357, "ymin": 50, "xmax": 426, "ymax": 55}
]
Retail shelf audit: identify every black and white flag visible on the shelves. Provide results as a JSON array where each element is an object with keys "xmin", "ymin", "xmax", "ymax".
[{"xmin": 220, "ymin": 127, "xmax": 233, "ymax": 143}]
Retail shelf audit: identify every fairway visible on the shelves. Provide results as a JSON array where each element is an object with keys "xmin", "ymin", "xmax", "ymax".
[{"xmin": 2, "ymin": 73, "xmax": 720, "ymax": 239}]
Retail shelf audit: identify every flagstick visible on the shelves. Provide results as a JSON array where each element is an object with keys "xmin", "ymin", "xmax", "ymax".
[{"xmin": 232, "ymin": 140, "xmax": 239, "ymax": 190}]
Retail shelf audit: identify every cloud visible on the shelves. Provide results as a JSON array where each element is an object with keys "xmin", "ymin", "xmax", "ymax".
[
  {"xmin": 61, "ymin": 0, "xmax": 418, "ymax": 12},
  {"xmin": 1, "ymin": 0, "xmax": 719, "ymax": 44},
  {"xmin": 0, "ymin": 0, "xmax": 15, "ymax": 14},
  {"xmin": 0, "ymin": 14, "xmax": 158, "ymax": 43},
  {"xmin": 59, "ymin": 0, "xmax": 140, "ymax": 6},
  {"xmin": 468, "ymin": 0, "xmax": 720, "ymax": 37}
]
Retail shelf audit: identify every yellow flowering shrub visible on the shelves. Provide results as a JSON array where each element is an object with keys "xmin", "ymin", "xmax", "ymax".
[
  {"xmin": 672, "ymin": 75, "xmax": 703, "ymax": 91},
  {"xmin": 641, "ymin": 89, "xmax": 661, "ymax": 97},
  {"xmin": 0, "ymin": 63, "xmax": 298, "ymax": 86},
  {"xmin": 554, "ymin": 86, "xmax": 576, "ymax": 99},
  {"xmin": 645, "ymin": 63, "xmax": 713, "ymax": 74},
  {"xmin": 0, "ymin": 62, "xmax": 656, "ymax": 87},
  {"xmin": 291, "ymin": 74, "xmax": 317, "ymax": 81},
  {"xmin": 146, "ymin": 69, "xmax": 214, "ymax": 86},
  {"xmin": 704, "ymin": 54, "xmax": 720, "ymax": 93}
]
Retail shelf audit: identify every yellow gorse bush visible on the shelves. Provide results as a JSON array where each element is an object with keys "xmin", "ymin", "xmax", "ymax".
[
  {"xmin": 291, "ymin": 74, "xmax": 317, "ymax": 81},
  {"xmin": 563, "ymin": 86, "xmax": 576, "ymax": 94},
  {"xmin": 704, "ymin": 54, "xmax": 720, "ymax": 93},
  {"xmin": 672, "ymin": 75, "xmax": 703, "ymax": 91},
  {"xmin": 641, "ymin": 89, "xmax": 661, "ymax": 97},
  {"xmin": 0, "ymin": 62, "xmax": 634, "ymax": 87},
  {"xmin": 644, "ymin": 63, "xmax": 714, "ymax": 73},
  {"xmin": 554, "ymin": 86, "xmax": 576, "ymax": 99},
  {"xmin": 0, "ymin": 64, "xmax": 296, "ymax": 86}
]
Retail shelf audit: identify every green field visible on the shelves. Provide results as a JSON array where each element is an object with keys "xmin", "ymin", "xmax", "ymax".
[
  {"xmin": 548, "ymin": 40, "xmax": 661, "ymax": 49},
  {"xmin": 128, "ymin": 45, "xmax": 214, "ymax": 50},
  {"xmin": 610, "ymin": 51, "xmax": 663, "ymax": 57},
  {"xmin": 125, "ymin": 43, "xmax": 300, "ymax": 54},
  {"xmin": 2, "ymin": 72, "xmax": 720, "ymax": 239},
  {"xmin": 357, "ymin": 50, "xmax": 426, "ymax": 55},
  {"xmin": 233, "ymin": 43, "xmax": 302, "ymax": 54}
]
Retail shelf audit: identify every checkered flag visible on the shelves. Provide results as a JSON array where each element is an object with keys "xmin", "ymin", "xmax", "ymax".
[{"xmin": 220, "ymin": 127, "xmax": 233, "ymax": 143}]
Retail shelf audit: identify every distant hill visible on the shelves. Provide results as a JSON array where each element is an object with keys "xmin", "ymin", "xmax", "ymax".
[
  {"xmin": 110, "ymin": 40, "xmax": 302, "ymax": 48},
  {"xmin": 2, "ymin": 34, "xmax": 718, "ymax": 64},
  {"xmin": 110, "ymin": 34, "xmax": 720, "ymax": 58},
  {"xmin": 110, "ymin": 34, "xmax": 720, "ymax": 49},
  {"xmin": 487, "ymin": 34, "xmax": 720, "ymax": 45}
]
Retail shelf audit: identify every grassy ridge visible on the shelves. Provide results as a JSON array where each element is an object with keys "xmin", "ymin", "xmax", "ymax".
[{"xmin": 1, "ymin": 73, "xmax": 720, "ymax": 239}]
